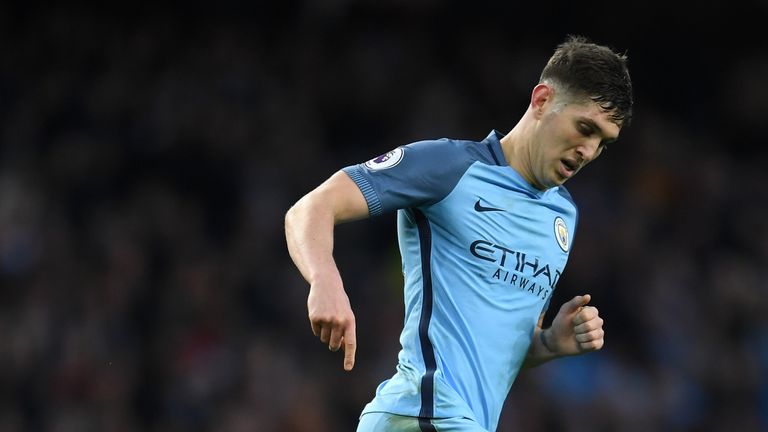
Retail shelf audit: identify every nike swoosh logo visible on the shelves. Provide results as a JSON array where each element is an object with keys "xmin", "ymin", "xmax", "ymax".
[{"xmin": 474, "ymin": 199, "xmax": 504, "ymax": 213}]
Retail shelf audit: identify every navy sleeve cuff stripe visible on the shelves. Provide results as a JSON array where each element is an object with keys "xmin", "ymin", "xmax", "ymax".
[{"xmin": 343, "ymin": 166, "xmax": 382, "ymax": 217}]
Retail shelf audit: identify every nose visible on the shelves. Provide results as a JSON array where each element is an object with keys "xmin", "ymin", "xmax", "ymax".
[{"xmin": 575, "ymin": 138, "xmax": 601, "ymax": 162}]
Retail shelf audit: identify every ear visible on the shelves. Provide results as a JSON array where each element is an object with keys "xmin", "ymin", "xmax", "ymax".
[{"xmin": 530, "ymin": 83, "xmax": 555, "ymax": 119}]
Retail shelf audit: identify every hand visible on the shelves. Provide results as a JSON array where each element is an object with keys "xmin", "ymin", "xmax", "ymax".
[
  {"xmin": 546, "ymin": 294, "xmax": 604, "ymax": 356},
  {"xmin": 307, "ymin": 279, "xmax": 357, "ymax": 371}
]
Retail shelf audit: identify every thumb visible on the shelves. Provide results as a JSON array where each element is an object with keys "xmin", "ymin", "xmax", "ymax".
[{"xmin": 562, "ymin": 294, "xmax": 591, "ymax": 313}]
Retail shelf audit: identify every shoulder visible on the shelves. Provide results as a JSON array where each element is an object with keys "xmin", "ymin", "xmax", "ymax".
[
  {"xmin": 554, "ymin": 185, "xmax": 577, "ymax": 209},
  {"xmin": 545, "ymin": 185, "xmax": 579, "ymax": 221},
  {"xmin": 401, "ymin": 135, "xmax": 501, "ymax": 169}
]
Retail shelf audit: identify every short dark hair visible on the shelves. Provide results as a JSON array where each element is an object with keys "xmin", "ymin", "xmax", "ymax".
[{"xmin": 540, "ymin": 35, "xmax": 633, "ymax": 126}]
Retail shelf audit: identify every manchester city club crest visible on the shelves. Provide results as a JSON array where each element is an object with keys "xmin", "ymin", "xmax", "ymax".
[
  {"xmin": 364, "ymin": 148, "xmax": 404, "ymax": 170},
  {"xmin": 554, "ymin": 217, "xmax": 569, "ymax": 252}
]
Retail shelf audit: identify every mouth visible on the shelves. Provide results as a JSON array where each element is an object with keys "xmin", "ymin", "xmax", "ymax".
[{"xmin": 559, "ymin": 158, "xmax": 580, "ymax": 178}]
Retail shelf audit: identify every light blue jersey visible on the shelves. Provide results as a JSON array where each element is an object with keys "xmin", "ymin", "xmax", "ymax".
[{"xmin": 343, "ymin": 130, "xmax": 578, "ymax": 431}]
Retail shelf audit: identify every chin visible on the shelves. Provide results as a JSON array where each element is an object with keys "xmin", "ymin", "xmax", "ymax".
[
  {"xmin": 550, "ymin": 177, "xmax": 567, "ymax": 188},
  {"xmin": 537, "ymin": 179, "xmax": 558, "ymax": 190}
]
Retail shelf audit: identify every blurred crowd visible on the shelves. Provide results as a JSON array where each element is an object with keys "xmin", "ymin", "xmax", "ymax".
[{"xmin": 0, "ymin": 2, "xmax": 766, "ymax": 431}]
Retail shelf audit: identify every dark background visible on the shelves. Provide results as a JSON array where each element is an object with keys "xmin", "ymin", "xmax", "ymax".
[{"xmin": 0, "ymin": 2, "xmax": 766, "ymax": 431}]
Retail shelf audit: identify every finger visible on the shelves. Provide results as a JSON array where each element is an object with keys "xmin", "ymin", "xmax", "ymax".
[
  {"xmin": 319, "ymin": 325, "xmax": 331, "ymax": 344},
  {"xmin": 329, "ymin": 326, "xmax": 344, "ymax": 352},
  {"xmin": 561, "ymin": 294, "xmax": 591, "ymax": 314},
  {"xmin": 310, "ymin": 320, "xmax": 320, "ymax": 337},
  {"xmin": 579, "ymin": 337, "xmax": 604, "ymax": 351},
  {"xmin": 574, "ymin": 316, "xmax": 604, "ymax": 334},
  {"xmin": 575, "ymin": 328, "xmax": 604, "ymax": 343},
  {"xmin": 572, "ymin": 306, "xmax": 599, "ymax": 326},
  {"xmin": 343, "ymin": 324, "xmax": 357, "ymax": 371}
]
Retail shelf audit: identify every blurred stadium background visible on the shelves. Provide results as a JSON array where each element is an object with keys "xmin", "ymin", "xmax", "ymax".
[{"xmin": 0, "ymin": 2, "xmax": 766, "ymax": 431}]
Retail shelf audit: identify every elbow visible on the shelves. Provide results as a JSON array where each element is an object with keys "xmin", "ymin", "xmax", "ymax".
[
  {"xmin": 284, "ymin": 199, "xmax": 304, "ymax": 233},
  {"xmin": 284, "ymin": 205, "xmax": 293, "ymax": 232},
  {"xmin": 285, "ymin": 193, "xmax": 318, "ymax": 233},
  {"xmin": 284, "ymin": 202, "xmax": 296, "ymax": 227}
]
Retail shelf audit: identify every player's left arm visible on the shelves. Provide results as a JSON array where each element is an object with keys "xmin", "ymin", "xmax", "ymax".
[{"xmin": 523, "ymin": 294, "xmax": 604, "ymax": 368}]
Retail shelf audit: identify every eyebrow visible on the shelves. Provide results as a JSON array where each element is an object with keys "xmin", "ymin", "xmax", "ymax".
[{"xmin": 579, "ymin": 117, "xmax": 619, "ymax": 144}]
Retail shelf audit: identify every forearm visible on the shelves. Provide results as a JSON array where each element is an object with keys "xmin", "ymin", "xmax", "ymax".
[
  {"xmin": 286, "ymin": 172, "xmax": 370, "ymax": 370},
  {"xmin": 285, "ymin": 170, "xmax": 370, "ymax": 287},
  {"xmin": 522, "ymin": 327, "xmax": 560, "ymax": 369},
  {"xmin": 285, "ymin": 194, "xmax": 342, "ymax": 287}
]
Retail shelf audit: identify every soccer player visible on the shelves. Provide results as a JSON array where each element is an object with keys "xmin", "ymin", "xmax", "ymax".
[{"xmin": 285, "ymin": 35, "xmax": 633, "ymax": 431}]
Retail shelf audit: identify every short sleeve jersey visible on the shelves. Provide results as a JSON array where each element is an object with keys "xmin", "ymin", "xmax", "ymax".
[{"xmin": 343, "ymin": 130, "xmax": 578, "ymax": 431}]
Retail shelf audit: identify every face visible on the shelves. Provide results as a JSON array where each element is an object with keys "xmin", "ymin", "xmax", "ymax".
[{"xmin": 529, "ymin": 94, "xmax": 621, "ymax": 190}]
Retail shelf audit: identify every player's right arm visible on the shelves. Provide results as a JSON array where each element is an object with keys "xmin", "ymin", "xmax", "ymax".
[{"xmin": 284, "ymin": 170, "xmax": 369, "ymax": 371}]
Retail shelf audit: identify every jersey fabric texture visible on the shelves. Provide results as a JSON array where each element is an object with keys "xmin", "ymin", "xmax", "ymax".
[
  {"xmin": 343, "ymin": 130, "xmax": 579, "ymax": 431},
  {"xmin": 357, "ymin": 412, "xmax": 487, "ymax": 432}
]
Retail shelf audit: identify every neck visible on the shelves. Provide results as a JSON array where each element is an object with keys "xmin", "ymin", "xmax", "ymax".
[{"xmin": 499, "ymin": 111, "xmax": 542, "ymax": 189}]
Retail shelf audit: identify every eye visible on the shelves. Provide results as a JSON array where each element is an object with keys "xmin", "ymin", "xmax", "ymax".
[{"xmin": 577, "ymin": 122, "xmax": 593, "ymax": 136}]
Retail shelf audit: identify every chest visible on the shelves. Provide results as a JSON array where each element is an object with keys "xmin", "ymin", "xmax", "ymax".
[{"xmin": 424, "ymin": 169, "xmax": 576, "ymax": 287}]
